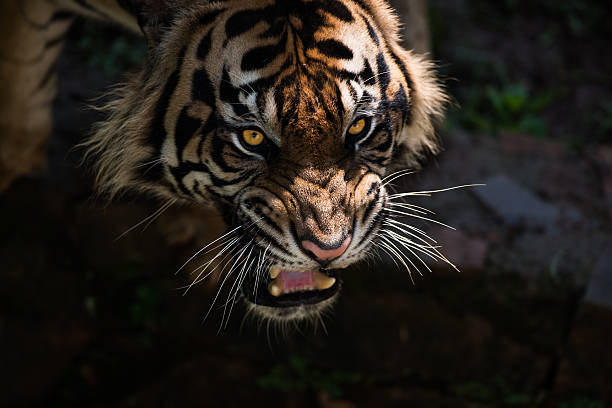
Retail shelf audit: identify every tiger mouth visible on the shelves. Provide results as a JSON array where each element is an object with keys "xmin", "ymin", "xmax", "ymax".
[{"xmin": 242, "ymin": 267, "xmax": 342, "ymax": 308}]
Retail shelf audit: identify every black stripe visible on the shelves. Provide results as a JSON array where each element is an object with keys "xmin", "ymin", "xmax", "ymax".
[
  {"xmin": 241, "ymin": 42, "xmax": 283, "ymax": 71},
  {"xmin": 210, "ymin": 133, "xmax": 244, "ymax": 173},
  {"xmin": 333, "ymin": 82, "xmax": 345, "ymax": 119},
  {"xmin": 315, "ymin": 39, "xmax": 353, "ymax": 60},
  {"xmin": 198, "ymin": 8, "xmax": 225, "ymax": 27},
  {"xmin": 371, "ymin": 131, "xmax": 393, "ymax": 153},
  {"xmin": 244, "ymin": 56, "xmax": 291, "ymax": 91},
  {"xmin": 219, "ymin": 67, "xmax": 241, "ymax": 102},
  {"xmin": 170, "ymin": 161, "xmax": 255, "ymax": 190},
  {"xmin": 389, "ymin": 50, "xmax": 415, "ymax": 124},
  {"xmin": 300, "ymin": 56, "xmax": 358, "ymax": 81},
  {"xmin": 362, "ymin": 15, "xmax": 379, "ymax": 46},
  {"xmin": 261, "ymin": 18, "xmax": 286, "ymax": 38},
  {"xmin": 241, "ymin": 29, "xmax": 288, "ymax": 71},
  {"xmin": 150, "ymin": 47, "xmax": 186, "ymax": 152},
  {"xmin": 357, "ymin": 207, "xmax": 383, "ymax": 247},
  {"xmin": 196, "ymin": 30, "xmax": 213, "ymax": 60},
  {"xmin": 392, "ymin": 84, "xmax": 409, "ymax": 124},
  {"xmin": 274, "ymin": 74, "xmax": 294, "ymax": 125},
  {"xmin": 174, "ymin": 107, "xmax": 202, "ymax": 157},
  {"xmin": 219, "ymin": 67, "xmax": 250, "ymax": 117},
  {"xmin": 250, "ymin": 222, "xmax": 291, "ymax": 256},
  {"xmin": 362, "ymin": 188, "xmax": 380, "ymax": 225},
  {"xmin": 359, "ymin": 58, "xmax": 376, "ymax": 85},
  {"xmin": 247, "ymin": 197, "xmax": 284, "ymax": 234},
  {"xmin": 225, "ymin": 6, "xmax": 274, "ymax": 39},
  {"xmin": 352, "ymin": 0, "xmax": 373, "ymax": 15},
  {"xmin": 346, "ymin": 81, "xmax": 358, "ymax": 102},
  {"xmin": 376, "ymin": 52, "xmax": 390, "ymax": 94},
  {"xmin": 192, "ymin": 66, "xmax": 215, "ymax": 106},
  {"xmin": 316, "ymin": 0, "xmax": 354, "ymax": 22},
  {"xmin": 196, "ymin": 115, "xmax": 218, "ymax": 159}
]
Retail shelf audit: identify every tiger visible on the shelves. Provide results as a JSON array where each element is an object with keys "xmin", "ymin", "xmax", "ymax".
[{"xmin": 0, "ymin": 0, "xmax": 447, "ymax": 322}]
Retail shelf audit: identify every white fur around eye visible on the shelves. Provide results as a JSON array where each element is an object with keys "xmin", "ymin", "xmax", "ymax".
[
  {"xmin": 231, "ymin": 133, "xmax": 265, "ymax": 159},
  {"xmin": 346, "ymin": 116, "xmax": 376, "ymax": 148}
]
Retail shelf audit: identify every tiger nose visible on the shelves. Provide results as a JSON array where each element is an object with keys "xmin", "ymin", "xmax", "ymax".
[{"xmin": 301, "ymin": 235, "xmax": 352, "ymax": 262}]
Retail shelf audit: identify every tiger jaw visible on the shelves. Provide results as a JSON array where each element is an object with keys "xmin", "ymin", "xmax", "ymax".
[
  {"xmin": 267, "ymin": 268, "xmax": 337, "ymax": 296},
  {"xmin": 242, "ymin": 266, "xmax": 343, "ymax": 309}
]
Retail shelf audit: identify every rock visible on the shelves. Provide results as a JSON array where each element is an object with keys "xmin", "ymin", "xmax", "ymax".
[
  {"xmin": 584, "ymin": 244, "xmax": 612, "ymax": 309},
  {"xmin": 472, "ymin": 174, "xmax": 580, "ymax": 231},
  {"xmin": 551, "ymin": 303, "xmax": 612, "ymax": 406},
  {"xmin": 426, "ymin": 227, "xmax": 488, "ymax": 274},
  {"xmin": 588, "ymin": 145, "xmax": 612, "ymax": 220},
  {"xmin": 499, "ymin": 132, "xmax": 567, "ymax": 160}
]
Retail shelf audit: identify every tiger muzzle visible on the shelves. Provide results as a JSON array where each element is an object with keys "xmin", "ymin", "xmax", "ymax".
[{"xmin": 236, "ymin": 165, "xmax": 383, "ymax": 320}]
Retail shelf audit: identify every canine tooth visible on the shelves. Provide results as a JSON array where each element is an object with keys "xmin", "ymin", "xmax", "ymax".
[
  {"xmin": 313, "ymin": 271, "xmax": 336, "ymax": 290},
  {"xmin": 270, "ymin": 267, "xmax": 281, "ymax": 279},
  {"xmin": 268, "ymin": 281, "xmax": 281, "ymax": 297}
]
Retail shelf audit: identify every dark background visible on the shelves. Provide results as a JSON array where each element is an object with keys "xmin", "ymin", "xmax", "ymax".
[{"xmin": 1, "ymin": 1, "xmax": 611, "ymax": 407}]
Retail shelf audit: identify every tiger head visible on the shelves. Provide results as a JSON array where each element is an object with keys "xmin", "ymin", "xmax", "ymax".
[{"xmin": 87, "ymin": 0, "xmax": 446, "ymax": 322}]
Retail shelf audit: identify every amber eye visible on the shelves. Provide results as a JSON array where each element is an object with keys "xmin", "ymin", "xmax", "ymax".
[
  {"xmin": 348, "ymin": 118, "xmax": 367, "ymax": 135},
  {"xmin": 242, "ymin": 129, "xmax": 264, "ymax": 146},
  {"xmin": 346, "ymin": 117, "xmax": 371, "ymax": 147}
]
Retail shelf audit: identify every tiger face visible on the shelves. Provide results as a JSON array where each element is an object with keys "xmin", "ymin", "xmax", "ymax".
[{"xmin": 87, "ymin": 0, "xmax": 446, "ymax": 321}]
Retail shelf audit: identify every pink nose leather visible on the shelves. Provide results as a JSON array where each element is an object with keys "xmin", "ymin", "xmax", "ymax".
[{"xmin": 301, "ymin": 235, "xmax": 352, "ymax": 261}]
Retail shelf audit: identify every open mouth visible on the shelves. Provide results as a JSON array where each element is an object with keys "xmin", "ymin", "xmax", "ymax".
[{"xmin": 242, "ymin": 266, "xmax": 342, "ymax": 308}]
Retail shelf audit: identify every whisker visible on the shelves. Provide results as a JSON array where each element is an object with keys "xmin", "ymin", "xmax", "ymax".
[
  {"xmin": 382, "ymin": 222, "xmax": 459, "ymax": 272},
  {"xmin": 114, "ymin": 199, "xmax": 176, "ymax": 242},
  {"xmin": 388, "ymin": 183, "xmax": 485, "ymax": 199},
  {"xmin": 202, "ymin": 241, "xmax": 252, "ymax": 323},
  {"xmin": 382, "ymin": 234, "xmax": 425, "ymax": 277},
  {"xmin": 388, "ymin": 201, "xmax": 436, "ymax": 215},
  {"xmin": 384, "ymin": 218, "xmax": 438, "ymax": 244},
  {"xmin": 179, "ymin": 235, "xmax": 241, "ymax": 293},
  {"xmin": 381, "ymin": 168, "xmax": 415, "ymax": 187},
  {"xmin": 379, "ymin": 236, "xmax": 415, "ymax": 283},
  {"xmin": 174, "ymin": 224, "xmax": 243, "ymax": 275},
  {"xmin": 253, "ymin": 242, "xmax": 271, "ymax": 300},
  {"xmin": 382, "ymin": 229, "xmax": 441, "ymax": 266},
  {"xmin": 384, "ymin": 207, "xmax": 456, "ymax": 230},
  {"xmin": 222, "ymin": 241, "xmax": 257, "ymax": 329}
]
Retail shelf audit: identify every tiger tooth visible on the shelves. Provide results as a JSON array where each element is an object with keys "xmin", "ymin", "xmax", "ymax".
[
  {"xmin": 268, "ymin": 281, "xmax": 281, "ymax": 297},
  {"xmin": 313, "ymin": 270, "xmax": 336, "ymax": 290},
  {"xmin": 270, "ymin": 267, "xmax": 281, "ymax": 279}
]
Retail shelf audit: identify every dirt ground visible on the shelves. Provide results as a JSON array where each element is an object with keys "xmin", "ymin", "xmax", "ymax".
[{"xmin": 1, "ymin": 2, "xmax": 611, "ymax": 407}]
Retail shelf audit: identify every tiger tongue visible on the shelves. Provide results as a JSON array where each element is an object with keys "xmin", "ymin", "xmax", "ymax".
[
  {"xmin": 279, "ymin": 269, "xmax": 315, "ymax": 292},
  {"xmin": 267, "ymin": 269, "xmax": 336, "ymax": 297}
]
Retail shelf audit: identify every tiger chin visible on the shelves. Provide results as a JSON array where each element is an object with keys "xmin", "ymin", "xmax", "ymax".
[{"xmin": 1, "ymin": 0, "xmax": 447, "ymax": 322}]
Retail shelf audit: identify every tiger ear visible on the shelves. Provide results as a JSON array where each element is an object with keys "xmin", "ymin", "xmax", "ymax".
[
  {"xmin": 359, "ymin": 1, "xmax": 447, "ymax": 169},
  {"xmin": 128, "ymin": 0, "xmax": 174, "ymax": 46},
  {"xmin": 394, "ymin": 49, "xmax": 448, "ymax": 168}
]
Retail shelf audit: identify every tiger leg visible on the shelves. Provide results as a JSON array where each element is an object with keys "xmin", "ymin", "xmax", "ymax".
[{"xmin": 0, "ymin": 0, "xmax": 73, "ymax": 191}]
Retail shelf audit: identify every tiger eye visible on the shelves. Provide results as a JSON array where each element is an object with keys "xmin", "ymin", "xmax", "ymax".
[
  {"xmin": 242, "ymin": 129, "xmax": 264, "ymax": 146},
  {"xmin": 348, "ymin": 118, "xmax": 366, "ymax": 135}
]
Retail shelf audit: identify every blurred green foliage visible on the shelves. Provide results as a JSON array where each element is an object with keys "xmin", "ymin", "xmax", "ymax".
[
  {"xmin": 257, "ymin": 355, "xmax": 362, "ymax": 398},
  {"xmin": 452, "ymin": 378, "xmax": 545, "ymax": 408},
  {"xmin": 559, "ymin": 397, "xmax": 604, "ymax": 408},
  {"xmin": 444, "ymin": 46, "xmax": 562, "ymax": 138},
  {"xmin": 430, "ymin": 0, "xmax": 612, "ymax": 145},
  {"xmin": 456, "ymin": 80, "xmax": 560, "ymax": 138},
  {"xmin": 129, "ymin": 284, "xmax": 163, "ymax": 326},
  {"xmin": 76, "ymin": 22, "xmax": 146, "ymax": 79}
]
